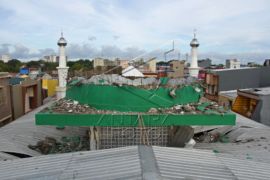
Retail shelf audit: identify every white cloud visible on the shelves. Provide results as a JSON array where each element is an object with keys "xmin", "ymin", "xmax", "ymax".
[{"xmin": 0, "ymin": 0, "xmax": 269, "ymax": 63}]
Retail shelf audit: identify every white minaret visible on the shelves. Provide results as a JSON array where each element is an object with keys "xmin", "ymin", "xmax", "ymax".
[
  {"xmin": 189, "ymin": 29, "xmax": 200, "ymax": 78},
  {"xmin": 56, "ymin": 32, "xmax": 69, "ymax": 100}
]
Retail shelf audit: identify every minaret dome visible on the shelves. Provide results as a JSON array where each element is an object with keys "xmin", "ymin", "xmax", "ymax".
[
  {"xmin": 190, "ymin": 30, "xmax": 199, "ymax": 47},
  {"xmin": 57, "ymin": 32, "xmax": 67, "ymax": 46}
]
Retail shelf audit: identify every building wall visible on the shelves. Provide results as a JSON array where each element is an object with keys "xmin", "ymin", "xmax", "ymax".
[
  {"xmin": 252, "ymin": 100, "xmax": 262, "ymax": 124},
  {"xmin": 259, "ymin": 66, "xmax": 270, "ymax": 87},
  {"xmin": 22, "ymin": 79, "xmax": 42, "ymax": 107},
  {"xmin": 204, "ymin": 73, "xmax": 219, "ymax": 101},
  {"xmin": 217, "ymin": 68, "xmax": 261, "ymax": 91},
  {"xmin": 167, "ymin": 61, "xmax": 184, "ymax": 78},
  {"xmin": 148, "ymin": 59, "xmax": 157, "ymax": 73},
  {"xmin": 226, "ymin": 59, "xmax": 240, "ymax": 69},
  {"xmin": 0, "ymin": 76, "xmax": 12, "ymax": 123},
  {"xmin": 47, "ymin": 79, "xmax": 58, "ymax": 97},
  {"xmin": 42, "ymin": 79, "xmax": 58, "ymax": 97},
  {"xmin": 198, "ymin": 59, "xmax": 211, "ymax": 68},
  {"xmin": 11, "ymin": 85, "xmax": 23, "ymax": 119},
  {"xmin": 37, "ymin": 80, "xmax": 42, "ymax": 107},
  {"xmin": 10, "ymin": 79, "xmax": 43, "ymax": 120},
  {"xmin": 93, "ymin": 58, "xmax": 104, "ymax": 68},
  {"xmin": 118, "ymin": 60, "xmax": 129, "ymax": 69},
  {"xmin": 44, "ymin": 55, "xmax": 57, "ymax": 63},
  {"xmin": 259, "ymin": 95, "xmax": 270, "ymax": 126},
  {"xmin": 206, "ymin": 67, "xmax": 270, "ymax": 94}
]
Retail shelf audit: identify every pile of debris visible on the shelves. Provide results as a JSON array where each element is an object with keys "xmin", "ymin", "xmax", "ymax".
[
  {"xmin": 28, "ymin": 136, "xmax": 89, "ymax": 155},
  {"xmin": 148, "ymin": 102, "xmax": 227, "ymax": 115},
  {"xmin": 73, "ymin": 74, "xmax": 199, "ymax": 89},
  {"xmin": 43, "ymin": 99, "xmax": 134, "ymax": 114},
  {"xmin": 43, "ymin": 99, "xmax": 227, "ymax": 115}
]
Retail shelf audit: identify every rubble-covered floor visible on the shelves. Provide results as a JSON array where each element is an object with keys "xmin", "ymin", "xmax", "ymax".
[
  {"xmin": 42, "ymin": 98, "xmax": 229, "ymax": 115},
  {"xmin": 194, "ymin": 113, "xmax": 270, "ymax": 163},
  {"xmin": 78, "ymin": 74, "xmax": 199, "ymax": 87}
]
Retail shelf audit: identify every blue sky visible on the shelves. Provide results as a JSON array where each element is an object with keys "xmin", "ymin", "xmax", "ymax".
[{"xmin": 0, "ymin": 0, "xmax": 270, "ymax": 63}]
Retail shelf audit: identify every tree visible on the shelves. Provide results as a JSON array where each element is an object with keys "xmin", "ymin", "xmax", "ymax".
[
  {"xmin": 6, "ymin": 59, "xmax": 23, "ymax": 72},
  {"xmin": 71, "ymin": 63, "xmax": 84, "ymax": 71},
  {"xmin": 0, "ymin": 60, "xmax": 7, "ymax": 72},
  {"xmin": 26, "ymin": 60, "xmax": 40, "ymax": 68},
  {"xmin": 68, "ymin": 59, "xmax": 93, "ymax": 71},
  {"xmin": 43, "ymin": 62, "xmax": 58, "ymax": 71}
]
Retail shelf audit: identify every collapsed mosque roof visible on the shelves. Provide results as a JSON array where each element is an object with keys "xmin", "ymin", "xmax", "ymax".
[
  {"xmin": 36, "ymin": 75, "xmax": 235, "ymax": 127},
  {"xmin": 66, "ymin": 75, "xmax": 203, "ymax": 112},
  {"xmin": 80, "ymin": 74, "xmax": 197, "ymax": 87}
]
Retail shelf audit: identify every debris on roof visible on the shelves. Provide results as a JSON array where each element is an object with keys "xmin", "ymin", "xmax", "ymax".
[
  {"xmin": 28, "ymin": 136, "xmax": 89, "ymax": 155},
  {"xmin": 42, "ymin": 98, "xmax": 229, "ymax": 116},
  {"xmin": 194, "ymin": 113, "xmax": 270, "ymax": 163},
  {"xmin": 78, "ymin": 74, "xmax": 198, "ymax": 87},
  {"xmin": 1, "ymin": 146, "xmax": 270, "ymax": 180},
  {"xmin": 122, "ymin": 65, "xmax": 144, "ymax": 77},
  {"xmin": 0, "ymin": 102, "xmax": 88, "ymax": 158}
]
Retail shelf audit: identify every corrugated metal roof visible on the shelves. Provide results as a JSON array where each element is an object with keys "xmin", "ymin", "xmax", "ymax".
[
  {"xmin": 0, "ymin": 146, "xmax": 141, "ymax": 180},
  {"xmin": 195, "ymin": 113, "xmax": 270, "ymax": 164},
  {"xmin": 153, "ymin": 146, "xmax": 237, "ymax": 180},
  {"xmin": 196, "ymin": 142, "xmax": 270, "ymax": 163},
  {"xmin": 1, "ymin": 146, "xmax": 270, "ymax": 180},
  {"xmin": 217, "ymin": 155, "xmax": 270, "ymax": 180},
  {"xmin": 235, "ymin": 113, "xmax": 267, "ymax": 128},
  {"xmin": 0, "ymin": 152, "xmax": 18, "ymax": 161},
  {"xmin": 0, "ymin": 101, "xmax": 88, "ymax": 157}
]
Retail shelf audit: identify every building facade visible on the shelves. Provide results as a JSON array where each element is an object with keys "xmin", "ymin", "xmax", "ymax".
[
  {"xmin": 93, "ymin": 58, "xmax": 116, "ymax": 68},
  {"xmin": 43, "ymin": 55, "xmax": 58, "ymax": 63},
  {"xmin": 148, "ymin": 59, "xmax": 157, "ymax": 73},
  {"xmin": 167, "ymin": 60, "xmax": 185, "ymax": 78},
  {"xmin": 198, "ymin": 58, "xmax": 212, "ymax": 68},
  {"xmin": 9, "ymin": 78, "xmax": 43, "ymax": 119},
  {"xmin": 205, "ymin": 67, "xmax": 270, "ymax": 101},
  {"xmin": 116, "ymin": 59, "xmax": 129, "ymax": 69},
  {"xmin": 226, "ymin": 59, "xmax": 240, "ymax": 69},
  {"xmin": 0, "ymin": 72, "xmax": 12, "ymax": 126},
  {"xmin": 232, "ymin": 87, "xmax": 270, "ymax": 126}
]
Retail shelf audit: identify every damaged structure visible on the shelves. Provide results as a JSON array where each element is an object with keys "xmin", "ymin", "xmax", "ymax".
[
  {"xmin": 205, "ymin": 66, "xmax": 270, "ymax": 101},
  {"xmin": 232, "ymin": 87, "xmax": 270, "ymax": 126},
  {"xmin": 36, "ymin": 74, "xmax": 235, "ymax": 150}
]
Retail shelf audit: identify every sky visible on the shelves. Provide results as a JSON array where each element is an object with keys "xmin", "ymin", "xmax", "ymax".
[{"xmin": 0, "ymin": 0, "xmax": 270, "ymax": 64}]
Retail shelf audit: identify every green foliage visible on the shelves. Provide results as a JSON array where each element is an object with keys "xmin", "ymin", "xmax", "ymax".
[
  {"xmin": 0, "ymin": 58, "xmax": 93, "ymax": 73},
  {"xmin": 5, "ymin": 59, "xmax": 23, "ymax": 72},
  {"xmin": 26, "ymin": 60, "xmax": 41, "ymax": 68},
  {"xmin": 69, "ymin": 59, "xmax": 93, "ymax": 71},
  {"xmin": 43, "ymin": 62, "xmax": 58, "ymax": 71},
  {"xmin": 0, "ymin": 60, "xmax": 7, "ymax": 72}
]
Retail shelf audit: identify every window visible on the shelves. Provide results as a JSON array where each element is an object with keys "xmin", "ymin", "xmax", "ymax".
[{"xmin": 0, "ymin": 87, "xmax": 5, "ymax": 105}]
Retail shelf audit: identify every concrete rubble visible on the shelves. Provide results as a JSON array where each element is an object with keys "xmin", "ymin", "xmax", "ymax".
[
  {"xmin": 43, "ymin": 98, "xmax": 227, "ymax": 115},
  {"xmin": 28, "ymin": 136, "xmax": 89, "ymax": 155},
  {"xmin": 77, "ymin": 74, "xmax": 198, "ymax": 87}
]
